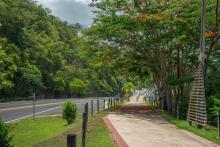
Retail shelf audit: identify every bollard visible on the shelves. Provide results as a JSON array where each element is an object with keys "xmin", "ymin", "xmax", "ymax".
[
  {"xmin": 103, "ymin": 99, "xmax": 105, "ymax": 110},
  {"xmin": 97, "ymin": 99, "xmax": 99, "ymax": 113},
  {"xmin": 218, "ymin": 110, "xmax": 220, "ymax": 137},
  {"xmin": 33, "ymin": 93, "xmax": 36, "ymax": 120},
  {"xmin": 82, "ymin": 113, "xmax": 87, "ymax": 147},
  {"xmin": 67, "ymin": 134, "xmax": 77, "ymax": 147},
  {"xmin": 91, "ymin": 100, "xmax": 93, "ymax": 116},
  {"xmin": 177, "ymin": 106, "xmax": 179, "ymax": 120}
]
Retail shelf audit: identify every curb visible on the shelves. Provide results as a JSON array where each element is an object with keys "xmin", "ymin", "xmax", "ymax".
[{"xmin": 103, "ymin": 116, "xmax": 129, "ymax": 147}]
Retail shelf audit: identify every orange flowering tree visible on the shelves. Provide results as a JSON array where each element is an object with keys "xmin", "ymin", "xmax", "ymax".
[{"xmin": 87, "ymin": 0, "xmax": 219, "ymax": 116}]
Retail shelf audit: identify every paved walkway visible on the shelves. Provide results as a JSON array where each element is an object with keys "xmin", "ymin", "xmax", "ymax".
[{"xmin": 105, "ymin": 96, "xmax": 219, "ymax": 147}]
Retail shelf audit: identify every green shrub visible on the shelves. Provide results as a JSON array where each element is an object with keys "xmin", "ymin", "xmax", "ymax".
[
  {"xmin": 0, "ymin": 118, "xmax": 13, "ymax": 147},
  {"xmin": 63, "ymin": 102, "xmax": 77, "ymax": 124}
]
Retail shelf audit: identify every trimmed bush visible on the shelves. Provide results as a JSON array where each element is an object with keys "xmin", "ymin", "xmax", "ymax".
[
  {"xmin": 63, "ymin": 102, "xmax": 77, "ymax": 124},
  {"xmin": 0, "ymin": 118, "xmax": 13, "ymax": 147}
]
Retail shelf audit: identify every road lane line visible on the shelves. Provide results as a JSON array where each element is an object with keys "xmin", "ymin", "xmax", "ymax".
[
  {"xmin": 4, "ymin": 101, "xmax": 95, "ymax": 123},
  {"xmin": 5, "ymin": 106, "xmax": 61, "ymax": 123},
  {"xmin": 0, "ymin": 99, "xmax": 93, "ymax": 112}
]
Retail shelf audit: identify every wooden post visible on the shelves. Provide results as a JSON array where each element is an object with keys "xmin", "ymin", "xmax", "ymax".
[
  {"xmin": 107, "ymin": 98, "xmax": 110, "ymax": 109},
  {"xmin": 189, "ymin": 121, "xmax": 192, "ymax": 126},
  {"xmin": 97, "ymin": 99, "xmax": 99, "ymax": 113},
  {"xmin": 177, "ymin": 106, "xmax": 179, "ymax": 120},
  {"xmin": 67, "ymin": 134, "xmax": 77, "ymax": 147},
  {"xmin": 33, "ymin": 93, "xmax": 36, "ymax": 120},
  {"xmin": 103, "ymin": 99, "xmax": 105, "ymax": 110},
  {"xmin": 91, "ymin": 100, "xmax": 93, "ymax": 116},
  {"xmin": 82, "ymin": 113, "xmax": 87, "ymax": 147},
  {"xmin": 84, "ymin": 103, "xmax": 88, "ymax": 122},
  {"xmin": 218, "ymin": 110, "xmax": 220, "ymax": 137}
]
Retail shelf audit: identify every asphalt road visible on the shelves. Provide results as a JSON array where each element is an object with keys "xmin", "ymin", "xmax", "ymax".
[{"xmin": 0, "ymin": 97, "xmax": 108, "ymax": 123}]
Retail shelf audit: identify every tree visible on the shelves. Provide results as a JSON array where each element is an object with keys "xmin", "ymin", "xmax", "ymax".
[
  {"xmin": 122, "ymin": 82, "xmax": 137, "ymax": 99},
  {"xmin": 69, "ymin": 78, "xmax": 87, "ymax": 97},
  {"xmin": 0, "ymin": 37, "xmax": 18, "ymax": 91},
  {"xmin": 87, "ymin": 0, "xmax": 219, "ymax": 114}
]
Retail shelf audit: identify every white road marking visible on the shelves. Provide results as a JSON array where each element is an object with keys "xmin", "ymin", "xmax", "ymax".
[
  {"xmin": 0, "ymin": 99, "xmax": 97, "ymax": 111},
  {"xmin": 4, "ymin": 100, "xmax": 100, "ymax": 123},
  {"xmin": 5, "ymin": 106, "xmax": 61, "ymax": 123}
]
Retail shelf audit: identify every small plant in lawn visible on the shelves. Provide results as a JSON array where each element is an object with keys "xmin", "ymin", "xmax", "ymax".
[
  {"xmin": 63, "ymin": 102, "xmax": 77, "ymax": 124},
  {"xmin": 0, "ymin": 118, "xmax": 13, "ymax": 147}
]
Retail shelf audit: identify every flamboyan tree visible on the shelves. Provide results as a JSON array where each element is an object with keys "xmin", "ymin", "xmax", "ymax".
[{"xmin": 87, "ymin": 0, "xmax": 219, "ymax": 113}]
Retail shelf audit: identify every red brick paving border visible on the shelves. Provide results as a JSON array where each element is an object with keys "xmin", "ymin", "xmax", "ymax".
[
  {"xmin": 116, "ymin": 103, "xmax": 153, "ymax": 113},
  {"xmin": 103, "ymin": 116, "xmax": 129, "ymax": 147}
]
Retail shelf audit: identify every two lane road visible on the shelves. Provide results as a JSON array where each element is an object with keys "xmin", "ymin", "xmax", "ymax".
[{"xmin": 0, "ymin": 98, "xmax": 106, "ymax": 123}]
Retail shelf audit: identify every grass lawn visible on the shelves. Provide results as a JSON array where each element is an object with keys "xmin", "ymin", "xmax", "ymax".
[
  {"xmin": 10, "ymin": 116, "xmax": 80, "ymax": 147},
  {"xmin": 10, "ymin": 105, "xmax": 119, "ymax": 147},
  {"xmin": 34, "ymin": 110, "xmax": 115, "ymax": 147},
  {"xmin": 156, "ymin": 109, "xmax": 220, "ymax": 145}
]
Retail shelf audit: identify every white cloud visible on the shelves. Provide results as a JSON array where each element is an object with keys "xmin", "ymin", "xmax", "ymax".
[
  {"xmin": 75, "ymin": 0, "xmax": 92, "ymax": 4},
  {"xmin": 36, "ymin": 0, "xmax": 94, "ymax": 26}
]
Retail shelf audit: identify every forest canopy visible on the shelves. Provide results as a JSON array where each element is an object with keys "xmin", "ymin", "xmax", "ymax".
[{"xmin": 0, "ymin": 0, "xmax": 131, "ymax": 98}]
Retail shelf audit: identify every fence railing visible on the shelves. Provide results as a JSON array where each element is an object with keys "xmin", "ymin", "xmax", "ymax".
[{"xmin": 67, "ymin": 97, "xmax": 124, "ymax": 147}]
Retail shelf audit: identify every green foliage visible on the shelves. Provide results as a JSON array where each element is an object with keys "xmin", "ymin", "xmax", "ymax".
[
  {"xmin": 0, "ymin": 0, "xmax": 128, "ymax": 98},
  {"xmin": 207, "ymin": 96, "xmax": 220, "ymax": 126},
  {"xmin": 88, "ymin": 0, "xmax": 219, "ymax": 116},
  {"xmin": 0, "ymin": 0, "xmax": 219, "ymax": 129},
  {"xmin": 165, "ymin": 75, "xmax": 194, "ymax": 86},
  {"xmin": 0, "ymin": 118, "xmax": 13, "ymax": 147},
  {"xmin": 122, "ymin": 82, "xmax": 137, "ymax": 99},
  {"xmin": 0, "ymin": 37, "xmax": 19, "ymax": 90},
  {"xmin": 63, "ymin": 102, "xmax": 77, "ymax": 124},
  {"xmin": 69, "ymin": 78, "xmax": 87, "ymax": 96}
]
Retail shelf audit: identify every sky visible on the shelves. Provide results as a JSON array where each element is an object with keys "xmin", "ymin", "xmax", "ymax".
[{"xmin": 37, "ymin": 0, "xmax": 94, "ymax": 26}]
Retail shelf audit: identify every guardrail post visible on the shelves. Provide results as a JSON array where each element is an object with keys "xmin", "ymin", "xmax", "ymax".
[
  {"xmin": 103, "ymin": 99, "xmax": 105, "ymax": 110},
  {"xmin": 67, "ymin": 134, "xmax": 77, "ymax": 147},
  {"xmin": 91, "ymin": 100, "xmax": 93, "ymax": 116},
  {"xmin": 97, "ymin": 99, "xmax": 99, "ymax": 113},
  {"xmin": 82, "ymin": 113, "xmax": 87, "ymax": 147},
  {"xmin": 218, "ymin": 110, "xmax": 220, "ymax": 137}
]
